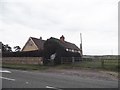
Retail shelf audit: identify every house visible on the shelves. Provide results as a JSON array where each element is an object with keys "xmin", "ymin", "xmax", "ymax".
[
  {"xmin": 22, "ymin": 37, "xmax": 45, "ymax": 52},
  {"xmin": 22, "ymin": 35, "xmax": 82, "ymax": 65},
  {"xmin": 44, "ymin": 35, "xmax": 81, "ymax": 54},
  {"xmin": 59, "ymin": 35, "xmax": 81, "ymax": 53},
  {"xmin": 43, "ymin": 35, "xmax": 82, "ymax": 65}
]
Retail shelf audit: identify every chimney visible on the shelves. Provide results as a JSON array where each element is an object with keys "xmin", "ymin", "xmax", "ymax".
[
  {"xmin": 60, "ymin": 35, "xmax": 65, "ymax": 42},
  {"xmin": 40, "ymin": 37, "xmax": 42, "ymax": 40}
]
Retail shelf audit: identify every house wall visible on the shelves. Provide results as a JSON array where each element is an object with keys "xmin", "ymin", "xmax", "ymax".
[
  {"xmin": 22, "ymin": 39, "xmax": 38, "ymax": 51},
  {"xmin": 2, "ymin": 57, "xmax": 43, "ymax": 65}
]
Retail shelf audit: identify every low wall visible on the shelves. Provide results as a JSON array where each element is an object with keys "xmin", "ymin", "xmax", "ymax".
[{"xmin": 2, "ymin": 57, "xmax": 43, "ymax": 65}]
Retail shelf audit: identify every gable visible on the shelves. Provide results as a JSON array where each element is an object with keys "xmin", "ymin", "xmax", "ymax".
[{"xmin": 22, "ymin": 38, "xmax": 38, "ymax": 51}]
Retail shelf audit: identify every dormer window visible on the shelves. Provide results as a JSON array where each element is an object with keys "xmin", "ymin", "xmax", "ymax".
[
  {"xmin": 66, "ymin": 48, "xmax": 69, "ymax": 51},
  {"xmin": 74, "ymin": 50, "xmax": 77, "ymax": 52},
  {"xmin": 72, "ymin": 50, "xmax": 74, "ymax": 52},
  {"xmin": 69, "ymin": 49, "xmax": 72, "ymax": 52}
]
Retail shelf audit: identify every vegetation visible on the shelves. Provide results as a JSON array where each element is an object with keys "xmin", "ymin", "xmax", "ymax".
[
  {"xmin": 1, "ymin": 42, "xmax": 21, "ymax": 52},
  {"xmin": 61, "ymin": 59, "xmax": 118, "ymax": 72},
  {"xmin": 13, "ymin": 46, "xmax": 21, "ymax": 52},
  {"xmin": 2, "ymin": 50, "xmax": 43, "ymax": 57},
  {"xmin": 2, "ymin": 58, "xmax": 119, "ymax": 72},
  {"xmin": 2, "ymin": 64, "xmax": 48, "ymax": 71},
  {"xmin": 2, "ymin": 43, "xmax": 12, "ymax": 52}
]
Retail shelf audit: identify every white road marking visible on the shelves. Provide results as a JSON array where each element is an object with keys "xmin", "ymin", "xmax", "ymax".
[
  {"xmin": 0, "ymin": 76, "xmax": 15, "ymax": 81},
  {"xmin": 0, "ymin": 70, "xmax": 11, "ymax": 73},
  {"xmin": 46, "ymin": 86, "xmax": 55, "ymax": 89},
  {"xmin": 26, "ymin": 82, "xmax": 29, "ymax": 84},
  {"xmin": 46, "ymin": 86, "xmax": 62, "ymax": 90}
]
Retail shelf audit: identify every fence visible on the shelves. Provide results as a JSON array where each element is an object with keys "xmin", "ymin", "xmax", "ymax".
[
  {"xmin": 61, "ymin": 57, "xmax": 118, "ymax": 71},
  {"xmin": 2, "ymin": 57, "xmax": 43, "ymax": 65},
  {"xmin": 1, "ymin": 56, "xmax": 119, "ymax": 71},
  {"xmin": 61, "ymin": 57, "xmax": 82, "ymax": 64}
]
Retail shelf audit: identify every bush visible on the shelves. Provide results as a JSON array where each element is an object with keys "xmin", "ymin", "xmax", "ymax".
[{"xmin": 2, "ymin": 50, "xmax": 44, "ymax": 57}]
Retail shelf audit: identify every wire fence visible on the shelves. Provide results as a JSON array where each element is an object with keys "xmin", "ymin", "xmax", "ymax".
[
  {"xmin": 61, "ymin": 57, "xmax": 82, "ymax": 64},
  {"xmin": 61, "ymin": 57, "xmax": 118, "ymax": 71}
]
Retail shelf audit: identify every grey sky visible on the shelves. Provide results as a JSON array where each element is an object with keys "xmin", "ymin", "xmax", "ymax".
[{"xmin": 0, "ymin": 0, "xmax": 119, "ymax": 55}]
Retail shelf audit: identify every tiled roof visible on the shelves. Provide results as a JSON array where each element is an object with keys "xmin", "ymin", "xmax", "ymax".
[
  {"xmin": 64, "ymin": 41, "xmax": 80, "ymax": 51},
  {"xmin": 30, "ymin": 37, "xmax": 45, "ymax": 50},
  {"xmin": 30, "ymin": 36, "xmax": 80, "ymax": 51},
  {"xmin": 49, "ymin": 37, "xmax": 80, "ymax": 51}
]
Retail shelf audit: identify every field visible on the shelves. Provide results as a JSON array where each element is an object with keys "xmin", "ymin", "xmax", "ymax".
[{"xmin": 73, "ymin": 59, "xmax": 118, "ymax": 71}]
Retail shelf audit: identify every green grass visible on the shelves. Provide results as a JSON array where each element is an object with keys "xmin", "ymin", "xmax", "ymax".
[
  {"xmin": 56, "ymin": 59, "xmax": 119, "ymax": 72},
  {"xmin": 2, "ymin": 64, "xmax": 49, "ymax": 71},
  {"xmin": 102, "ymin": 59, "xmax": 118, "ymax": 71},
  {"xmin": 2, "ymin": 59, "xmax": 119, "ymax": 72}
]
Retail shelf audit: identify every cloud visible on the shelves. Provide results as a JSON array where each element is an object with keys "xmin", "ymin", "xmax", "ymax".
[{"xmin": 0, "ymin": 0, "xmax": 118, "ymax": 55}]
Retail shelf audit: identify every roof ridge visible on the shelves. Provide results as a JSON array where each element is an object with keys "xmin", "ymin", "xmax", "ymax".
[
  {"xmin": 30, "ymin": 37, "xmax": 39, "ymax": 40},
  {"xmin": 50, "ymin": 37, "xmax": 75, "ymax": 45},
  {"xmin": 30, "ymin": 36, "xmax": 80, "ymax": 50},
  {"xmin": 30, "ymin": 37, "xmax": 45, "ymax": 41}
]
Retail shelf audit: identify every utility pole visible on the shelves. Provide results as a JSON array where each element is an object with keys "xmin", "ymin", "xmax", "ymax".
[
  {"xmin": 80, "ymin": 33, "xmax": 83, "ymax": 57},
  {"xmin": 111, "ymin": 49, "xmax": 113, "ymax": 55}
]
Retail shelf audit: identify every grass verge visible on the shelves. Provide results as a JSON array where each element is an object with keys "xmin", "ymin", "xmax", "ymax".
[
  {"xmin": 2, "ymin": 59, "xmax": 119, "ymax": 72},
  {"xmin": 2, "ymin": 64, "xmax": 49, "ymax": 71}
]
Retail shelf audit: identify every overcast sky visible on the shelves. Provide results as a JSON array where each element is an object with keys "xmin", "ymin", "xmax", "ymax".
[{"xmin": 0, "ymin": 0, "xmax": 119, "ymax": 55}]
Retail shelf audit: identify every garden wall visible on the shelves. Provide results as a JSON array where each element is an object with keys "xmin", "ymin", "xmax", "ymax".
[{"xmin": 2, "ymin": 57, "xmax": 43, "ymax": 65}]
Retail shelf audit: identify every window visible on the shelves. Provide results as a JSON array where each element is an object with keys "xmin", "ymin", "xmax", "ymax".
[
  {"xmin": 69, "ymin": 49, "xmax": 72, "ymax": 52},
  {"xmin": 66, "ymin": 48, "xmax": 69, "ymax": 51},
  {"xmin": 72, "ymin": 50, "xmax": 74, "ymax": 52},
  {"xmin": 74, "ymin": 50, "xmax": 77, "ymax": 52}
]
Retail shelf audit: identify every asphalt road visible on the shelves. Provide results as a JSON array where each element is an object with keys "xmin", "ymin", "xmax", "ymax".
[{"xmin": 1, "ymin": 68, "xmax": 118, "ymax": 88}]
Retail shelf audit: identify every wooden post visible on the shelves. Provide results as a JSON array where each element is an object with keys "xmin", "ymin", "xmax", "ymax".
[
  {"xmin": 101, "ymin": 59, "xmax": 104, "ymax": 68},
  {"xmin": 72, "ymin": 57, "xmax": 75, "ymax": 63}
]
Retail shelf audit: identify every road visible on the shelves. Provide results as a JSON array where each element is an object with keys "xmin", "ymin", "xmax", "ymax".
[{"xmin": 1, "ymin": 68, "xmax": 118, "ymax": 88}]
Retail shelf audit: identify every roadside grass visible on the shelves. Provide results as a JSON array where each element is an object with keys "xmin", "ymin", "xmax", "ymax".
[
  {"xmin": 56, "ymin": 59, "xmax": 119, "ymax": 72},
  {"xmin": 2, "ymin": 64, "xmax": 49, "ymax": 71},
  {"xmin": 2, "ymin": 59, "xmax": 119, "ymax": 72}
]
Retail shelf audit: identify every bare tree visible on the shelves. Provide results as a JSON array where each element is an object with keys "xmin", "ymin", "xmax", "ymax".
[
  {"xmin": 2, "ymin": 43, "xmax": 12, "ymax": 52},
  {"xmin": 14, "ymin": 46, "xmax": 21, "ymax": 52}
]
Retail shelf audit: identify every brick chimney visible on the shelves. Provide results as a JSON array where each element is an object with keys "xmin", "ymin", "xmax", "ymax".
[
  {"xmin": 60, "ymin": 35, "xmax": 65, "ymax": 42},
  {"xmin": 40, "ymin": 37, "xmax": 42, "ymax": 40}
]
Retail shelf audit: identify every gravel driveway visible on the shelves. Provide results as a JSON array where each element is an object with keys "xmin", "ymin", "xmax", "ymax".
[{"xmin": 41, "ymin": 68, "xmax": 118, "ymax": 81}]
